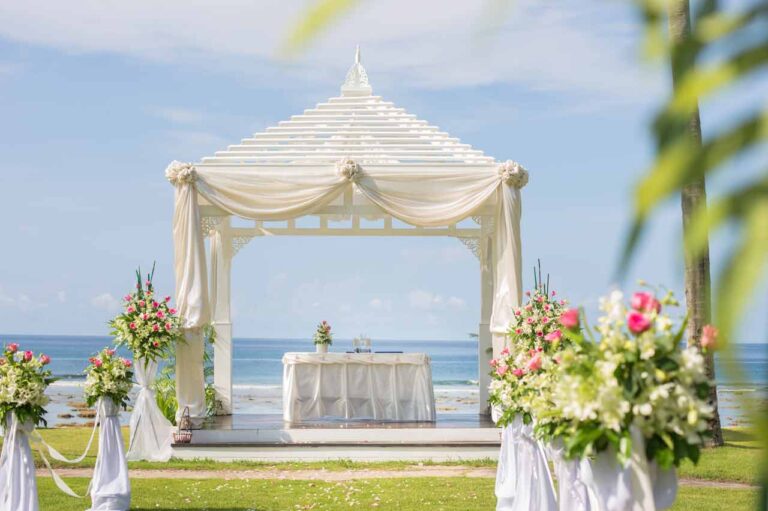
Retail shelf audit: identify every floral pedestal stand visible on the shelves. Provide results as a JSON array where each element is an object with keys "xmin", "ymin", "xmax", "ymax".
[
  {"xmin": 0, "ymin": 414, "xmax": 38, "ymax": 511},
  {"xmin": 126, "ymin": 359, "xmax": 173, "ymax": 462},
  {"xmin": 89, "ymin": 397, "xmax": 131, "ymax": 510}
]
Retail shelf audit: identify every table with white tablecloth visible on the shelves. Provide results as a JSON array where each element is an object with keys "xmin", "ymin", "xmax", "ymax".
[{"xmin": 282, "ymin": 352, "xmax": 436, "ymax": 423}]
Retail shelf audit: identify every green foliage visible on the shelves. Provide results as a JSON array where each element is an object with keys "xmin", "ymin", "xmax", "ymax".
[{"xmin": 153, "ymin": 325, "xmax": 219, "ymax": 424}]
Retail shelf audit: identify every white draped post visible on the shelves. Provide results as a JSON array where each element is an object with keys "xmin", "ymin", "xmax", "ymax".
[
  {"xmin": 478, "ymin": 222, "xmax": 494, "ymax": 415},
  {"xmin": 168, "ymin": 162, "xmax": 211, "ymax": 423},
  {"xmin": 210, "ymin": 222, "xmax": 233, "ymax": 415}
]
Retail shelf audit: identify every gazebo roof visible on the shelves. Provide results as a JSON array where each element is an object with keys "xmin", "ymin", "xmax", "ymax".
[{"xmin": 198, "ymin": 48, "xmax": 497, "ymax": 167}]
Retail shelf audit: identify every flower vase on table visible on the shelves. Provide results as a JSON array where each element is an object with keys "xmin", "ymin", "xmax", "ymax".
[{"xmin": 313, "ymin": 320, "xmax": 333, "ymax": 354}]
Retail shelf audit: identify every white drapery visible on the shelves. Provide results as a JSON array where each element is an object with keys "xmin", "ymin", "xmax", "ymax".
[
  {"xmin": 170, "ymin": 164, "xmax": 524, "ymax": 419},
  {"xmin": 0, "ymin": 415, "xmax": 38, "ymax": 511},
  {"xmin": 127, "ymin": 359, "xmax": 173, "ymax": 462},
  {"xmin": 282, "ymin": 352, "xmax": 436, "ymax": 423},
  {"xmin": 89, "ymin": 398, "xmax": 131, "ymax": 511},
  {"xmin": 547, "ymin": 439, "xmax": 592, "ymax": 511},
  {"xmin": 495, "ymin": 417, "xmax": 557, "ymax": 511}
]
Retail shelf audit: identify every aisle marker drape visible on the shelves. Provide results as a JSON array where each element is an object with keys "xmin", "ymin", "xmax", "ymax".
[{"xmin": 167, "ymin": 160, "xmax": 525, "ymax": 418}]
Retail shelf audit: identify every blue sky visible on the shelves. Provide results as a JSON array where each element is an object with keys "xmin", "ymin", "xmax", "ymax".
[{"xmin": 0, "ymin": 0, "xmax": 765, "ymax": 342}]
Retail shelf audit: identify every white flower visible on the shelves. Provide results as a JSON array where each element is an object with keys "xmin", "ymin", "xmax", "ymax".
[
  {"xmin": 165, "ymin": 161, "xmax": 197, "ymax": 186},
  {"xmin": 498, "ymin": 160, "xmax": 529, "ymax": 189},
  {"xmin": 336, "ymin": 158, "xmax": 361, "ymax": 181}
]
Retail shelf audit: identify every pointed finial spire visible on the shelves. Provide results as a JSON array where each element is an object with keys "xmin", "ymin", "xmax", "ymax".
[{"xmin": 341, "ymin": 46, "xmax": 372, "ymax": 97}]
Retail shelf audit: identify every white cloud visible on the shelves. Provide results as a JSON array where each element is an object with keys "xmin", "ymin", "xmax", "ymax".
[
  {"xmin": 369, "ymin": 297, "xmax": 392, "ymax": 312},
  {"xmin": 56, "ymin": 291, "xmax": 67, "ymax": 303},
  {"xmin": 0, "ymin": 0, "xmax": 662, "ymax": 104},
  {"xmin": 151, "ymin": 107, "xmax": 206, "ymax": 125},
  {"xmin": 399, "ymin": 245, "xmax": 472, "ymax": 265},
  {"xmin": 0, "ymin": 287, "xmax": 48, "ymax": 312},
  {"xmin": 91, "ymin": 292, "xmax": 120, "ymax": 312},
  {"xmin": 408, "ymin": 289, "xmax": 466, "ymax": 311}
]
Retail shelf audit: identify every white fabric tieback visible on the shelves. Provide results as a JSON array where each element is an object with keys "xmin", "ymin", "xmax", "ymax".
[
  {"xmin": 165, "ymin": 161, "xmax": 197, "ymax": 186},
  {"xmin": 336, "ymin": 158, "xmax": 361, "ymax": 181},
  {"xmin": 498, "ymin": 160, "xmax": 529, "ymax": 189}
]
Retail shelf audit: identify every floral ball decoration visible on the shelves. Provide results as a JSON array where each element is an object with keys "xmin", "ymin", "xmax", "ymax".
[
  {"xmin": 165, "ymin": 160, "xmax": 197, "ymax": 186},
  {"xmin": 0, "ymin": 343, "xmax": 55, "ymax": 426},
  {"xmin": 110, "ymin": 265, "xmax": 185, "ymax": 363},
  {"xmin": 498, "ymin": 160, "xmax": 529, "ymax": 189},
  {"xmin": 488, "ymin": 285, "xmax": 573, "ymax": 426},
  {"xmin": 313, "ymin": 320, "xmax": 333, "ymax": 346},
  {"xmin": 336, "ymin": 158, "xmax": 361, "ymax": 181},
  {"xmin": 541, "ymin": 288, "xmax": 714, "ymax": 468},
  {"xmin": 83, "ymin": 348, "xmax": 134, "ymax": 410}
]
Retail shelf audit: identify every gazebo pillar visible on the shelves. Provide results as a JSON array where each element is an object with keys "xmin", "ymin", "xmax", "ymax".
[
  {"xmin": 477, "ymin": 225, "xmax": 494, "ymax": 415},
  {"xmin": 210, "ymin": 218, "xmax": 233, "ymax": 415}
]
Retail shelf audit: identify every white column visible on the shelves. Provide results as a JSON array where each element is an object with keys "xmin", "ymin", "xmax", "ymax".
[
  {"xmin": 210, "ymin": 219, "xmax": 233, "ymax": 415},
  {"xmin": 478, "ymin": 222, "xmax": 494, "ymax": 415}
]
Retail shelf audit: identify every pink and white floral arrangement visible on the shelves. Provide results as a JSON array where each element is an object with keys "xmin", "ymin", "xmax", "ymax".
[
  {"xmin": 83, "ymin": 348, "xmax": 134, "ymax": 410},
  {"xmin": 0, "ymin": 343, "xmax": 55, "ymax": 426},
  {"xmin": 110, "ymin": 265, "xmax": 184, "ymax": 362}
]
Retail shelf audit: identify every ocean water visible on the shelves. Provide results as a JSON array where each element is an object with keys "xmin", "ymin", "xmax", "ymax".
[{"xmin": 2, "ymin": 334, "xmax": 765, "ymax": 426}]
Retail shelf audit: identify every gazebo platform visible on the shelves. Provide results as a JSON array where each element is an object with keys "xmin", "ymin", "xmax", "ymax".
[{"xmin": 171, "ymin": 413, "xmax": 500, "ymax": 462}]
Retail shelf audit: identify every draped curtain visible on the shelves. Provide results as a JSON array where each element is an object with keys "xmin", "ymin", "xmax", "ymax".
[{"xmin": 169, "ymin": 163, "xmax": 524, "ymax": 419}]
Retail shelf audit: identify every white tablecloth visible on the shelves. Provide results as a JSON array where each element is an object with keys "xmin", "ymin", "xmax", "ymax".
[{"xmin": 282, "ymin": 352, "xmax": 436, "ymax": 423}]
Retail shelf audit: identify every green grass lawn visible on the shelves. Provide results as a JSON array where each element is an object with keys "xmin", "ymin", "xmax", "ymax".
[
  {"xmin": 37, "ymin": 477, "xmax": 758, "ymax": 511},
  {"xmin": 24, "ymin": 426, "xmax": 762, "ymax": 484}
]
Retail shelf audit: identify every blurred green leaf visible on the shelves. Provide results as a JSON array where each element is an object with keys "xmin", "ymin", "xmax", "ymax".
[{"xmin": 281, "ymin": 0, "xmax": 361, "ymax": 56}]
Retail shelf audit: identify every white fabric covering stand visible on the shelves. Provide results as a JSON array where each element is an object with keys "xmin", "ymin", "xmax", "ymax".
[
  {"xmin": 89, "ymin": 398, "xmax": 131, "ymax": 511},
  {"xmin": 282, "ymin": 352, "xmax": 436, "ymax": 423},
  {"xmin": 0, "ymin": 415, "xmax": 38, "ymax": 511},
  {"xmin": 547, "ymin": 439, "xmax": 592, "ymax": 511},
  {"xmin": 167, "ymin": 49, "xmax": 525, "ymax": 420},
  {"xmin": 495, "ymin": 417, "xmax": 557, "ymax": 511},
  {"xmin": 127, "ymin": 359, "xmax": 173, "ymax": 462},
  {"xmin": 579, "ymin": 428, "xmax": 655, "ymax": 511}
]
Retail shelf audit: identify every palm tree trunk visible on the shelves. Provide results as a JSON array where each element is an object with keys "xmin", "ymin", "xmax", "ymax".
[{"xmin": 667, "ymin": 0, "xmax": 724, "ymax": 446}]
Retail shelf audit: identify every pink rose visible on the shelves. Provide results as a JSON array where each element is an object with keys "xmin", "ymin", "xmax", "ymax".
[
  {"xmin": 489, "ymin": 358, "xmax": 498, "ymax": 367},
  {"xmin": 496, "ymin": 365, "xmax": 509, "ymax": 377},
  {"xmin": 543, "ymin": 304, "xmax": 550, "ymax": 311},
  {"xmin": 544, "ymin": 329, "xmax": 562, "ymax": 342},
  {"xmin": 541, "ymin": 317, "xmax": 549, "ymax": 324},
  {"xmin": 512, "ymin": 368, "xmax": 524, "ymax": 377},
  {"xmin": 142, "ymin": 313, "xmax": 149, "ymax": 321},
  {"xmin": 560, "ymin": 309, "xmax": 580, "ymax": 329},
  {"xmin": 153, "ymin": 324, "xmax": 160, "ymax": 332},
  {"xmin": 165, "ymin": 296, "xmax": 171, "ymax": 302},
  {"xmin": 701, "ymin": 324, "xmax": 719, "ymax": 350},
  {"xmin": 627, "ymin": 312, "xmax": 652, "ymax": 334},
  {"xmin": 551, "ymin": 290, "xmax": 557, "ymax": 297},
  {"xmin": 156, "ymin": 311, "xmax": 165, "ymax": 319},
  {"xmin": 169, "ymin": 308, "xmax": 177, "ymax": 315},
  {"xmin": 525, "ymin": 305, "xmax": 532, "ymax": 311},
  {"xmin": 88, "ymin": 357, "xmax": 97, "ymax": 364},
  {"xmin": 93, "ymin": 359, "xmax": 103, "ymax": 367},
  {"xmin": 39, "ymin": 354, "xmax": 51, "ymax": 365},
  {"xmin": 536, "ymin": 331, "xmax": 543, "ymax": 337},
  {"xmin": 123, "ymin": 359, "xmax": 132, "ymax": 368},
  {"xmin": 129, "ymin": 322, "xmax": 137, "ymax": 330},
  {"xmin": 500, "ymin": 347, "xmax": 510, "ymax": 356},
  {"xmin": 515, "ymin": 328, "xmax": 523, "ymax": 335},
  {"xmin": 152, "ymin": 341, "xmax": 159, "ymax": 347},
  {"xmin": 138, "ymin": 300, "xmax": 146, "ymax": 307},
  {"xmin": 127, "ymin": 306, "xmax": 135, "ymax": 313},
  {"xmin": 152, "ymin": 301, "xmax": 159, "ymax": 308},
  {"xmin": 526, "ymin": 318, "xmax": 534, "ymax": 324},
  {"xmin": 23, "ymin": 350, "xmax": 33, "ymax": 361},
  {"xmin": 7, "ymin": 343, "xmax": 18, "ymax": 353},
  {"xmin": 123, "ymin": 295, "xmax": 131, "ymax": 301},
  {"xmin": 525, "ymin": 291, "xmax": 531, "ymax": 297},
  {"xmin": 165, "ymin": 323, "xmax": 172, "ymax": 331},
  {"xmin": 526, "ymin": 353, "xmax": 543, "ymax": 372},
  {"xmin": 631, "ymin": 292, "xmax": 661, "ymax": 314},
  {"xmin": 106, "ymin": 349, "xmax": 115, "ymax": 356},
  {"xmin": 514, "ymin": 310, "xmax": 521, "ymax": 316}
]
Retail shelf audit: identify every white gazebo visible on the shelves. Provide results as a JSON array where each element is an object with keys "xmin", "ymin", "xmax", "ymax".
[{"xmin": 167, "ymin": 49, "xmax": 526, "ymax": 421}]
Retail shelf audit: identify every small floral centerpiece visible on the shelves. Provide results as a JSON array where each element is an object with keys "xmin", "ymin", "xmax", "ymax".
[
  {"xmin": 0, "ymin": 343, "xmax": 55, "ymax": 427},
  {"xmin": 110, "ymin": 264, "xmax": 184, "ymax": 362},
  {"xmin": 313, "ymin": 321, "xmax": 333, "ymax": 353},
  {"xmin": 488, "ymin": 277, "xmax": 573, "ymax": 427},
  {"xmin": 540, "ymin": 287, "xmax": 714, "ymax": 468},
  {"xmin": 83, "ymin": 348, "xmax": 134, "ymax": 410}
]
